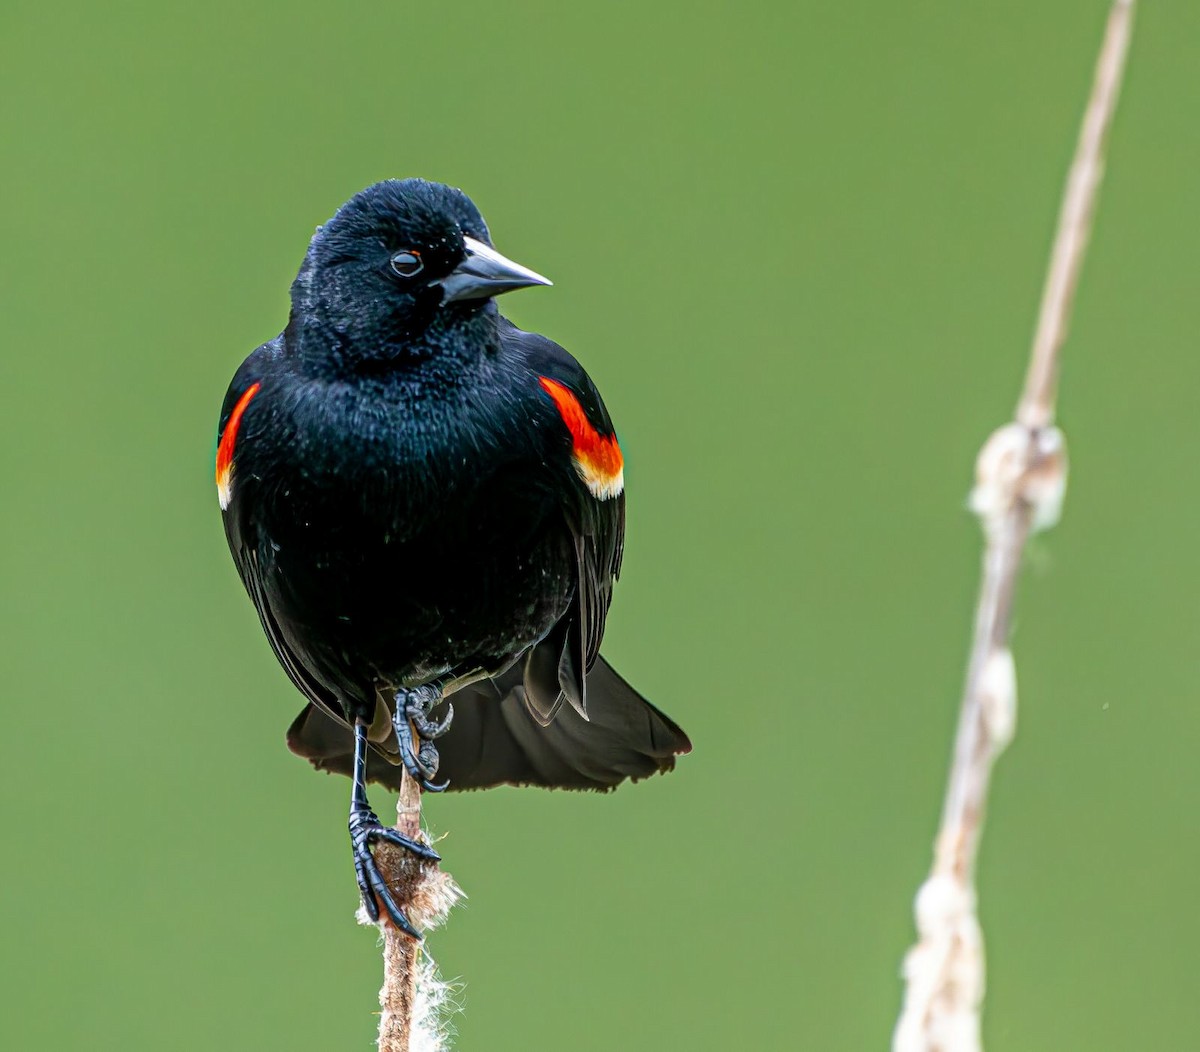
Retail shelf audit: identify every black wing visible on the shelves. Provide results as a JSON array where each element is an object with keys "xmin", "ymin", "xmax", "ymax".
[
  {"xmin": 500, "ymin": 319, "xmax": 626, "ymax": 724},
  {"xmin": 218, "ymin": 341, "xmax": 345, "ymax": 727}
]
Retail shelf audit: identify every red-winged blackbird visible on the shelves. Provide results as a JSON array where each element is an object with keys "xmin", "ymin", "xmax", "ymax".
[{"xmin": 217, "ymin": 179, "xmax": 691, "ymax": 934}]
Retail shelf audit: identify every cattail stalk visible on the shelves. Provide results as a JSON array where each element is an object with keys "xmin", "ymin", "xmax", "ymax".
[
  {"xmin": 367, "ymin": 769, "xmax": 464, "ymax": 1052},
  {"xmin": 892, "ymin": 3, "xmax": 1135, "ymax": 1049}
]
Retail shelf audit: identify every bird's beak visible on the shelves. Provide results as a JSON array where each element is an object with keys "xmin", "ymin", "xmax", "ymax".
[{"xmin": 438, "ymin": 236, "xmax": 552, "ymax": 303}]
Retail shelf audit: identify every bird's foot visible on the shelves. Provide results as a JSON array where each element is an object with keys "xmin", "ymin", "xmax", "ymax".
[
  {"xmin": 394, "ymin": 684, "xmax": 453, "ymax": 792},
  {"xmin": 348, "ymin": 802, "xmax": 440, "ymax": 937}
]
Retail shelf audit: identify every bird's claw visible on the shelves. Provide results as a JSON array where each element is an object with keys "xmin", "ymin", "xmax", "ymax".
[
  {"xmin": 348, "ymin": 804, "xmax": 439, "ymax": 938},
  {"xmin": 394, "ymin": 686, "xmax": 453, "ymax": 792},
  {"xmin": 412, "ymin": 700, "xmax": 454, "ymax": 740}
]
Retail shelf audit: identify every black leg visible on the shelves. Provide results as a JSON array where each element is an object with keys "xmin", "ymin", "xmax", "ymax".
[
  {"xmin": 393, "ymin": 684, "xmax": 453, "ymax": 793},
  {"xmin": 348, "ymin": 719, "xmax": 439, "ymax": 937}
]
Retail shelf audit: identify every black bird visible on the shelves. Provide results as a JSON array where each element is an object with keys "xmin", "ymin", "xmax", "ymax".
[{"xmin": 217, "ymin": 179, "xmax": 691, "ymax": 935}]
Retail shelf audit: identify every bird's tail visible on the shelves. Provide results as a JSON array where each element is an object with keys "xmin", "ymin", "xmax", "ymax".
[{"xmin": 286, "ymin": 656, "xmax": 691, "ymax": 792}]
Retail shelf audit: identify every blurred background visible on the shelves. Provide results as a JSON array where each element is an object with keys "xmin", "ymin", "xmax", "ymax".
[{"xmin": 2, "ymin": 1, "xmax": 1196, "ymax": 1048}]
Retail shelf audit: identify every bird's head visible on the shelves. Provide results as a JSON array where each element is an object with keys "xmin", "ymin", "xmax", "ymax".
[{"xmin": 289, "ymin": 179, "xmax": 550, "ymax": 371}]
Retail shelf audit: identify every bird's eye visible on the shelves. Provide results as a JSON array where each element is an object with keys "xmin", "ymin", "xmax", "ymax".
[{"xmin": 389, "ymin": 250, "xmax": 423, "ymax": 277}]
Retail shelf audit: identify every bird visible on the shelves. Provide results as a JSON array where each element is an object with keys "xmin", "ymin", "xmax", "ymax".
[{"xmin": 216, "ymin": 178, "xmax": 691, "ymax": 936}]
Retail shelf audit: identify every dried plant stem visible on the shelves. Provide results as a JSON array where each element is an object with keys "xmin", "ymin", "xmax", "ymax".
[
  {"xmin": 368, "ymin": 768, "xmax": 464, "ymax": 1052},
  {"xmin": 892, "ymin": 3, "xmax": 1135, "ymax": 1050},
  {"xmin": 377, "ymin": 771, "xmax": 424, "ymax": 1051},
  {"xmin": 1019, "ymin": 0, "xmax": 1135, "ymax": 430}
]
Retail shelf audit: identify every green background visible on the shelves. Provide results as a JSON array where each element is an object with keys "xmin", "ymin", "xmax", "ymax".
[{"xmin": 2, "ymin": 2, "xmax": 1195, "ymax": 1048}]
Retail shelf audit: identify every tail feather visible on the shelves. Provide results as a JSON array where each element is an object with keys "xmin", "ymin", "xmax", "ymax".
[{"xmin": 286, "ymin": 656, "xmax": 691, "ymax": 792}]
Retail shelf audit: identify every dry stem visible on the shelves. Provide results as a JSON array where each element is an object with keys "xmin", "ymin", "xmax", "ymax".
[
  {"xmin": 368, "ymin": 768, "xmax": 464, "ymax": 1052},
  {"xmin": 892, "ymin": 3, "xmax": 1135, "ymax": 1050},
  {"xmin": 377, "ymin": 771, "xmax": 425, "ymax": 1051}
]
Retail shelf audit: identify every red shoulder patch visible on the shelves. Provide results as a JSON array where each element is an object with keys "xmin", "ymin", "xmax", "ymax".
[
  {"xmin": 216, "ymin": 382, "xmax": 261, "ymax": 510},
  {"xmin": 538, "ymin": 376, "xmax": 624, "ymax": 500}
]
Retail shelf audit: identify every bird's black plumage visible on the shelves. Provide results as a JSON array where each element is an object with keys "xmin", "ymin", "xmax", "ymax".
[{"xmin": 217, "ymin": 179, "xmax": 690, "ymax": 930}]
